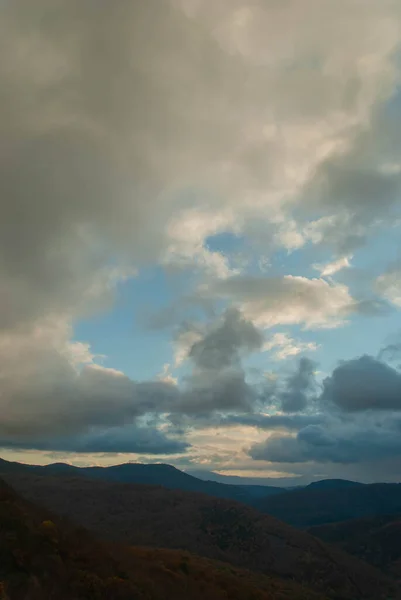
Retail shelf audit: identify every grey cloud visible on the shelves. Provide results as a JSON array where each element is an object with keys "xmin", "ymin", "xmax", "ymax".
[
  {"xmin": 247, "ymin": 350, "xmax": 401, "ymax": 472},
  {"xmin": 280, "ymin": 357, "xmax": 317, "ymax": 412},
  {"xmin": 0, "ymin": 349, "xmax": 255, "ymax": 447},
  {"xmin": 180, "ymin": 369, "xmax": 256, "ymax": 415},
  {"xmin": 301, "ymin": 107, "xmax": 401, "ymax": 253},
  {"xmin": 169, "ymin": 309, "xmax": 265, "ymax": 416},
  {"xmin": 378, "ymin": 341, "xmax": 401, "ymax": 363},
  {"xmin": 1, "ymin": 0, "xmax": 401, "ymax": 468},
  {"xmin": 188, "ymin": 308, "xmax": 264, "ymax": 371},
  {"xmin": 250, "ymin": 418, "xmax": 401, "ymax": 465},
  {"xmin": 321, "ymin": 355, "xmax": 401, "ymax": 411},
  {"xmin": 0, "ymin": 310, "xmax": 266, "ymax": 446},
  {"xmin": 222, "ymin": 413, "xmax": 325, "ymax": 430},
  {"xmin": 0, "ymin": 0, "xmax": 254, "ymax": 333},
  {"xmin": 1, "ymin": 362, "xmax": 181, "ymax": 439},
  {"xmin": 0, "ymin": 424, "xmax": 188, "ymax": 455}
]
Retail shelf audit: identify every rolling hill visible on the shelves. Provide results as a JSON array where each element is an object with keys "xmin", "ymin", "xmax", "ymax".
[
  {"xmin": 0, "ymin": 477, "xmax": 330, "ymax": 600},
  {"xmin": 2, "ymin": 471, "xmax": 397, "ymax": 600},
  {"xmin": 309, "ymin": 515, "xmax": 401, "ymax": 580}
]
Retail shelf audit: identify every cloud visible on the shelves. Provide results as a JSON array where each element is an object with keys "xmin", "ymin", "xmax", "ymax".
[
  {"xmin": 313, "ymin": 256, "xmax": 352, "ymax": 277},
  {"xmin": 279, "ymin": 357, "xmax": 317, "ymax": 412},
  {"xmin": 0, "ymin": 311, "xmax": 262, "ymax": 450},
  {"xmin": 1, "ymin": 0, "xmax": 401, "ymax": 467},
  {"xmin": 249, "ymin": 417, "xmax": 401, "ymax": 465},
  {"xmin": 206, "ymin": 274, "xmax": 358, "ymax": 329},
  {"xmin": 263, "ymin": 332, "xmax": 319, "ymax": 360},
  {"xmin": 174, "ymin": 309, "xmax": 264, "ymax": 415},
  {"xmin": 376, "ymin": 266, "xmax": 401, "ymax": 306},
  {"xmin": 248, "ymin": 350, "xmax": 401, "ymax": 471},
  {"xmin": 307, "ymin": 164, "xmax": 400, "ymax": 249},
  {"xmin": 0, "ymin": 424, "xmax": 188, "ymax": 455},
  {"xmin": 180, "ymin": 369, "xmax": 256, "ymax": 415},
  {"xmin": 321, "ymin": 355, "xmax": 401, "ymax": 412},
  {"xmin": 222, "ymin": 413, "xmax": 325, "ymax": 431},
  {"xmin": 188, "ymin": 308, "xmax": 263, "ymax": 371},
  {"xmin": 378, "ymin": 342, "xmax": 401, "ymax": 364},
  {"xmin": 0, "ymin": 0, "xmax": 399, "ymax": 337}
]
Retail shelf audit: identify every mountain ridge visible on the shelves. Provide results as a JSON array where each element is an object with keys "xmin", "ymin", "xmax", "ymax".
[{"xmin": 0, "ymin": 457, "xmax": 283, "ymax": 505}]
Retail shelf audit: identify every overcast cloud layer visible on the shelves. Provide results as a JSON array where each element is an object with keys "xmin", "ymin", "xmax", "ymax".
[{"xmin": 1, "ymin": 0, "xmax": 401, "ymax": 481}]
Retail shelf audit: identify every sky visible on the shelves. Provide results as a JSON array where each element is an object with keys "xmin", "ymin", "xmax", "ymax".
[{"xmin": 1, "ymin": 0, "xmax": 401, "ymax": 484}]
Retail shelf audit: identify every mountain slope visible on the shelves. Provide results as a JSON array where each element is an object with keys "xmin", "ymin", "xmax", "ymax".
[
  {"xmin": 0, "ymin": 457, "xmax": 282, "ymax": 504},
  {"xmin": 257, "ymin": 482, "xmax": 401, "ymax": 527},
  {"xmin": 0, "ymin": 477, "xmax": 328, "ymax": 600},
  {"xmin": 309, "ymin": 515, "xmax": 401, "ymax": 580},
  {"xmin": 3, "ymin": 472, "xmax": 398, "ymax": 600}
]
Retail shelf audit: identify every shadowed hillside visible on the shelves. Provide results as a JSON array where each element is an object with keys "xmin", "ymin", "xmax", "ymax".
[
  {"xmin": 257, "ymin": 482, "xmax": 401, "ymax": 527},
  {"xmin": 0, "ymin": 477, "xmax": 329, "ymax": 600},
  {"xmin": 2, "ymin": 472, "xmax": 398, "ymax": 600},
  {"xmin": 309, "ymin": 515, "xmax": 401, "ymax": 581}
]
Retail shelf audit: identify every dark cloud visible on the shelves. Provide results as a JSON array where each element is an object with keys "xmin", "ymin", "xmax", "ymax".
[
  {"xmin": 170, "ymin": 309, "xmax": 265, "ymax": 416},
  {"xmin": 188, "ymin": 308, "xmax": 263, "ymax": 371},
  {"xmin": 224, "ymin": 413, "xmax": 325, "ymax": 430},
  {"xmin": 321, "ymin": 355, "xmax": 401, "ymax": 411},
  {"xmin": 0, "ymin": 424, "xmax": 188, "ymax": 455},
  {"xmin": 378, "ymin": 341, "xmax": 401, "ymax": 364},
  {"xmin": 0, "ymin": 362, "xmax": 181, "ymax": 439},
  {"xmin": 248, "ymin": 350, "xmax": 401, "ymax": 472},
  {"xmin": 180, "ymin": 369, "xmax": 256, "ymax": 415},
  {"xmin": 280, "ymin": 357, "xmax": 317, "ymax": 412},
  {"xmin": 302, "ymin": 108, "xmax": 401, "ymax": 254},
  {"xmin": 249, "ymin": 417, "xmax": 401, "ymax": 465}
]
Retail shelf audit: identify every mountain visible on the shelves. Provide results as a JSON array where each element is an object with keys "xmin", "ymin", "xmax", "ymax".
[
  {"xmin": 2, "ymin": 471, "xmax": 398, "ymax": 599},
  {"xmin": 0, "ymin": 477, "xmax": 330, "ymax": 600},
  {"xmin": 0, "ymin": 457, "xmax": 282, "ymax": 504},
  {"xmin": 305, "ymin": 479, "xmax": 365, "ymax": 490},
  {"xmin": 309, "ymin": 515, "xmax": 401, "ymax": 580},
  {"xmin": 256, "ymin": 482, "xmax": 401, "ymax": 527},
  {"xmin": 187, "ymin": 469, "xmax": 299, "ymax": 490}
]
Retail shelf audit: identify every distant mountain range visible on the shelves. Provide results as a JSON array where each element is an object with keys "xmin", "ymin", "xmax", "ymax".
[
  {"xmin": 187, "ymin": 469, "xmax": 303, "ymax": 489},
  {"xmin": 2, "ymin": 457, "xmax": 401, "ymax": 528},
  {"xmin": 0, "ymin": 457, "xmax": 283, "ymax": 504}
]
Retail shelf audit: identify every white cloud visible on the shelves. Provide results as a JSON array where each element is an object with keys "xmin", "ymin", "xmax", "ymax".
[
  {"xmin": 376, "ymin": 268, "xmax": 401, "ymax": 306},
  {"xmin": 313, "ymin": 255, "xmax": 352, "ymax": 277},
  {"xmin": 158, "ymin": 363, "xmax": 178, "ymax": 385},
  {"xmin": 174, "ymin": 328, "xmax": 205, "ymax": 367},
  {"xmin": 263, "ymin": 332, "xmax": 319, "ymax": 360},
  {"xmin": 207, "ymin": 275, "xmax": 355, "ymax": 329}
]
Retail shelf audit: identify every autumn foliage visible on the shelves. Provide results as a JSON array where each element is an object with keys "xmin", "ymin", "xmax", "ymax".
[{"xmin": 0, "ymin": 478, "xmax": 329, "ymax": 600}]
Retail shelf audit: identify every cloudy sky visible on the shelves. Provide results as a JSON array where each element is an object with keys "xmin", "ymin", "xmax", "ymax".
[{"xmin": 1, "ymin": 0, "xmax": 401, "ymax": 484}]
